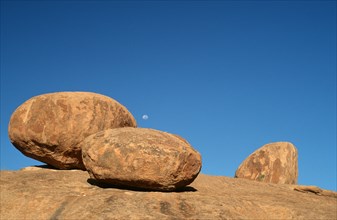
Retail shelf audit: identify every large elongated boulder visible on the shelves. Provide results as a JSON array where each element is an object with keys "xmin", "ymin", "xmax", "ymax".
[
  {"xmin": 81, "ymin": 127, "xmax": 202, "ymax": 191},
  {"xmin": 235, "ymin": 142, "xmax": 298, "ymax": 184},
  {"xmin": 8, "ymin": 92, "xmax": 137, "ymax": 170}
]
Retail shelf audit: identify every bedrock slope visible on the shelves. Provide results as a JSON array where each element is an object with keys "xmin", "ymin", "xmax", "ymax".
[{"xmin": 1, "ymin": 167, "xmax": 336, "ymax": 220}]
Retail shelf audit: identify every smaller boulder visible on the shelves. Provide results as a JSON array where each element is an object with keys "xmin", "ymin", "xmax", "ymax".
[
  {"xmin": 235, "ymin": 142, "xmax": 298, "ymax": 184},
  {"xmin": 81, "ymin": 128, "xmax": 202, "ymax": 191}
]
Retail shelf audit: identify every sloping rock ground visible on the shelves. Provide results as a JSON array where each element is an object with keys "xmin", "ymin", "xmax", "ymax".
[{"xmin": 1, "ymin": 167, "xmax": 336, "ymax": 220}]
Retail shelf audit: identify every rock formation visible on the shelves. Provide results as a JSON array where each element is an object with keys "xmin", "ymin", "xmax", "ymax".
[
  {"xmin": 8, "ymin": 92, "xmax": 137, "ymax": 170},
  {"xmin": 1, "ymin": 167, "xmax": 336, "ymax": 219},
  {"xmin": 235, "ymin": 142, "xmax": 298, "ymax": 184},
  {"xmin": 7, "ymin": 92, "xmax": 334, "ymax": 219},
  {"xmin": 81, "ymin": 127, "xmax": 202, "ymax": 191}
]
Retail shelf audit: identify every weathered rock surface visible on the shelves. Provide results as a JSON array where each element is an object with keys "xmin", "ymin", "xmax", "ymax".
[
  {"xmin": 8, "ymin": 92, "xmax": 137, "ymax": 170},
  {"xmin": 235, "ymin": 142, "xmax": 298, "ymax": 184},
  {"xmin": 1, "ymin": 167, "xmax": 336, "ymax": 219},
  {"xmin": 81, "ymin": 128, "xmax": 202, "ymax": 191}
]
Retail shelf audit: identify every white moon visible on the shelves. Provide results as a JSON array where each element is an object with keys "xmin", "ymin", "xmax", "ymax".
[{"xmin": 142, "ymin": 114, "xmax": 149, "ymax": 120}]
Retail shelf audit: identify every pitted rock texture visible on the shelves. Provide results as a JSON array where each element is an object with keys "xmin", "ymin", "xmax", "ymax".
[
  {"xmin": 235, "ymin": 142, "xmax": 298, "ymax": 184},
  {"xmin": 81, "ymin": 127, "xmax": 202, "ymax": 191},
  {"xmin": 8, "ymin": 92, "xmax": 137, "ymax": 170},
  {"xmin": 1, "ymin": 168, "xmax": 336, "ymax": 220}
]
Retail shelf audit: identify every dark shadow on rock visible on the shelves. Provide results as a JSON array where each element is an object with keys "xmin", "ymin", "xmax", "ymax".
[
  {"xmin": 31, "ymin": 164, "xmax": 84, "ymax": 171},
  {"xmin": 87, "ymin": 178, "xmax": 197, "ymax": 193},
  {"xmin": 174, "ymin": 186, "xmax": 197, "ymax": 193},
  {"xmin": 30, "ymin": 164, "xmax": 60, "ymax": 169}
]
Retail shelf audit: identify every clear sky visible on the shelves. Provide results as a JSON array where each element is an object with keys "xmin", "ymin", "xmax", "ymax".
[{"xmin": 1, "ymin": 0, "xmax": 336, "ymax": 191}]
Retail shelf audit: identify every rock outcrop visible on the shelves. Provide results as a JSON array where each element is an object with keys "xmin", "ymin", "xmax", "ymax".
[
  {"xmin": 1, "ymin": 167, "xmax": 336, "ymax": 219},
  {"xmin": 235, "ymin": 142, "xmax": 298, "ymax": 184},
  {"xmin": 81, "ymin": 128, "xmax": 202, "ymax": 191},
  {"xmin": 8, "ymin": 92, "xmax": 137, "ymax": 170}
]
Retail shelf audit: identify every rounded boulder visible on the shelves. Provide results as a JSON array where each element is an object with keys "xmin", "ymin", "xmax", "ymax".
[
  {"xmin": 81, "ymin": 127, "xmax": 202, "ymax": 191},
  {"xmin": 235, "ymin": 142, "xmax": 298, "ymax": 184},
  {"xmin": 8, "ymin": 92, "xmax": 137, "ymax": 170}
]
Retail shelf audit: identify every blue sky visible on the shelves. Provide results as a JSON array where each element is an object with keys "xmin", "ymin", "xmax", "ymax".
[{"xmin": 1, "ymin": 0, "xmax": 336, "ymax": 191}]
